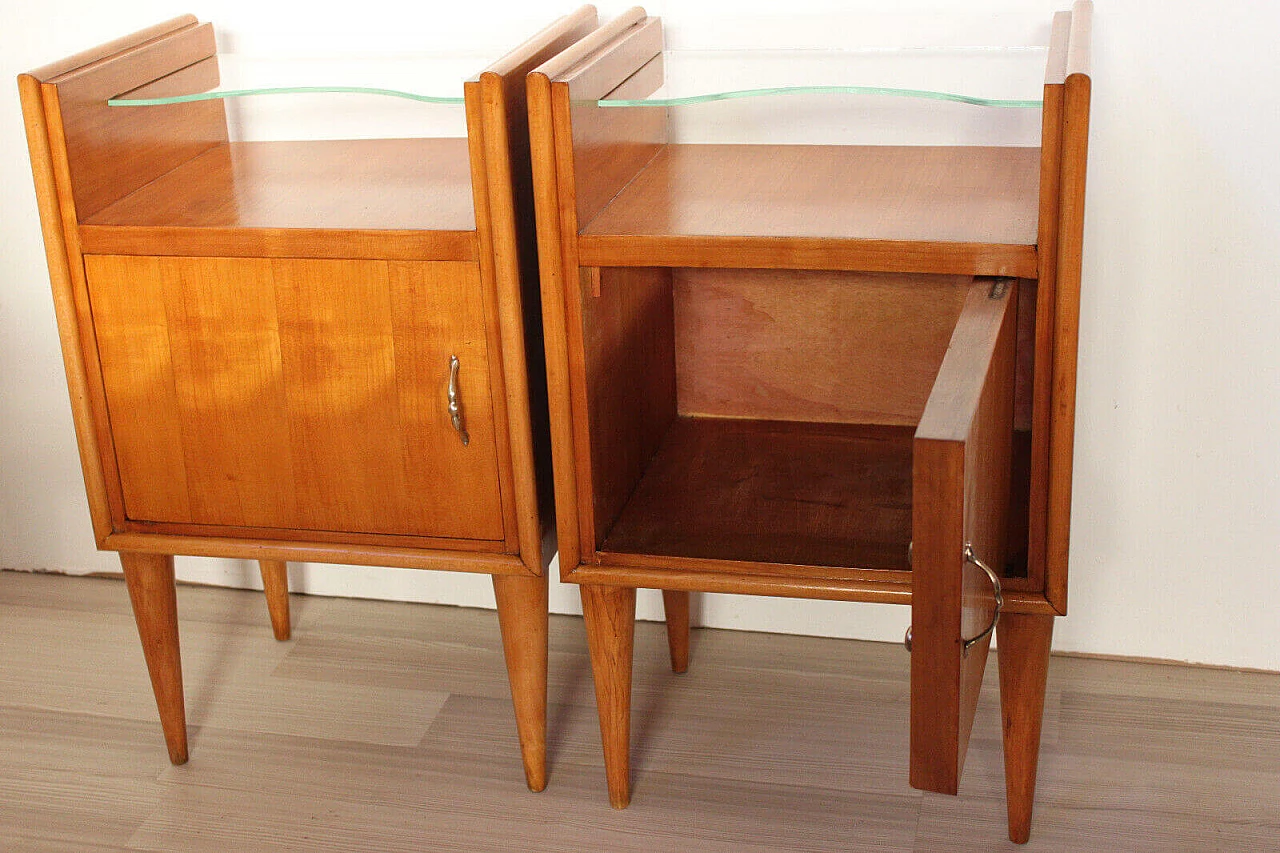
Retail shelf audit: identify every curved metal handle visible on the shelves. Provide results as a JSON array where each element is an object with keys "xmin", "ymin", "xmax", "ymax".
[
  {"xmin": 448, "ymin": 355, "xmax": 469, "ymax": 446},
  {"xmin": 902, "ymin": 542, "xmax": 1002, "ymax": 656},
  {"xmin": 961, "ymin": 543, "xmax": 1002, "ymax": 656}
]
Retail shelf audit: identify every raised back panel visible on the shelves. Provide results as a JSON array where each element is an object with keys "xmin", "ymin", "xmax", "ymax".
[
  {"xmin": 41, "ymin": 22, "xmax": 227, "ymax": 220},
  {"xmin": 546, "ymin": 15, "xmax": 666, "ymax": 229},
  {"xmin": 675, "ymin": 269, "xmax": 970, "ymax": 426}
]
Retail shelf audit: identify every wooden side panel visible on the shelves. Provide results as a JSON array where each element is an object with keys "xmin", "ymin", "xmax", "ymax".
[
  {"xmin": 43, "ymin": 23, "xmax": 227, "ymax": 220},
  {"xmin": 674, "ymin": 269, "xmax": 969, "ymax": 426},
  {"xmin": 1032, "ymin": 2, "xmax": 1092, "ymax": 614},
  {"xmin": 910, "ymin": 280, "xmax": 1015, "ymax": 794},
  {"xmin": 465, "ymin": 81, "xmax": 521, "ymax": 554},
  {"xmin": 84, "ymin": 256, "xmax": 504, "ymax": 541},
  {"xmin": 472, "ymin": 6, "xmax": 600, "ymax": 568},
  {"xmin": 1027, "ymin": 11, "xmax": 1069, "ymax": 597},
  {"xmin": 17, "ymin": 74, "xmax": 113, "ymax": 542},
  {"xmin": 581, "ymin": 267, "xmax": 677, "ymax": 548},
  {"xmin": 527, "ymin": 70, "xmax": 584, "ymax": 574},
  {"xmin": 1045, "ymin": 63, "xmax": 1091, "ymax": 613},
  {"xmin": 529, "ymin": 12, "xmax": 668, "ymax": 574}
]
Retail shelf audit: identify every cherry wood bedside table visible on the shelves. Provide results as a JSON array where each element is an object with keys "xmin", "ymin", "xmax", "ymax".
[
  {"xmin": 527, "ymin": 3, "xmax": 1091, "ymax": 841},
  {"xmin": 17, "ymin": 6, "xmax": 639, "ymax": 793}
]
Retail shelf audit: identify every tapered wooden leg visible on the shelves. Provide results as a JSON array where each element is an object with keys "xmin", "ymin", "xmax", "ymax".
[
  {"xmin": 581, "ymin": 584, "xmax": 636, "ymax": 808},
  {"xmin": 997, "ymin": 612, "xmax": 1054, "ymax": 844},
  {"xmin": 492, "ymin": 572, "xmax": 549, "ymax": 792},
  {"xmin": 661, "ymin": 590, "xmax": 690, "ymax": 674},
  {"xmin": 258, "ymin": 560, "xmax": 291, "ymax": 641},
  {"xmin": 119, "ymin": 551, "xmax": 187, "ymax": 765}
]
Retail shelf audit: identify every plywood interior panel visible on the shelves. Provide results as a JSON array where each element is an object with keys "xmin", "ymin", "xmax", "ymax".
[{"xmin": 675, "ymin": 269, "xmax": 970, "ymax": 426}]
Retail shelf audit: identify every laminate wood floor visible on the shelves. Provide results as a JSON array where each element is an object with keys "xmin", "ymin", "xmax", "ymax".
[{"xmin": 0, "ymin": 570, "xmax": 1276, "ymax": 851}]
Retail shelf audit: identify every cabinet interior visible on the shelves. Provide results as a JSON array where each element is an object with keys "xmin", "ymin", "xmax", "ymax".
[{"xmin": 580, "ymin": 266, "xmax": 993, "ymax": 572}]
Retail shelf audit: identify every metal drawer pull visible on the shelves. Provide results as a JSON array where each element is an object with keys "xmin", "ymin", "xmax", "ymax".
[
  {"xmin": 901, "ymin": 542, "xmax": 1003, "ymax": 657},
  {"xmin": 448, "ymin": 355, "xmax": 469, "ymax": 446},
  {"xmin": 962, "ymin": 543, "xmax": 1002, "ymax": 657}
]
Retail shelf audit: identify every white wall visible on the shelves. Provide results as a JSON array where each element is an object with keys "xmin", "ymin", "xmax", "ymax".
[{"xmin": 1, "ymin": 0, "xmax": 1277, "ymax": 671}]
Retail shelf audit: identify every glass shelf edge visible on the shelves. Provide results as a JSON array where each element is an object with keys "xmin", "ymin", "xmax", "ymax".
[
  {"xmin": 108, "ymin": 87, "xmax": 466, "ymax": 107},
  {"xmin": 108, "ymin": 85, "xmax": 1042, "ymax": 110},
  {"xmin": 596, "ymin": 85, "xmax": 1042, "ymax": 109}
]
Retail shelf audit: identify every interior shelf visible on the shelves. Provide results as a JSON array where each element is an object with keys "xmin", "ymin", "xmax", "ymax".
[
  {"xmin": 577, "ymin": 143, "xmax": 1041, "ymax": 276},
  {"xmin": 79, "ymin": 138, "xmax": 477, "ymax": 258},
  {"xmin": 600, "ymin": 416, "xmax": 914, "ymax": 571}
]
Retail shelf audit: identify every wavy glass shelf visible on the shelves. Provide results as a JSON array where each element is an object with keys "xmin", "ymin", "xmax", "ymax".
[{"xmin": 109, "ymin": 48, "xmax": 1045, "ymax": 110}]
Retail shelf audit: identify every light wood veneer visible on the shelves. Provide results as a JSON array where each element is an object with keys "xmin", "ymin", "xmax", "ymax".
[{"xmin": 580, "ymin": 144, "xmax": 1040, "ymax": 276}]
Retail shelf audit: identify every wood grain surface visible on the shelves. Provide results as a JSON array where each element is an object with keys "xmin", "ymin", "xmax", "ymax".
[
  {"xmin": 674, "ymin": 269, "xmax": 969, "ymax": 426},
  {"xmin": 602, "ymin": 417, "xmax": 915, "ymax": 571},
  {"xmin": 579, "ymin": 144, "xmax": 1040, "ymax": 276},
  {"xmin": 911, "ymin": 279, "xmax": 1015, "ymax": 796},
  {"xmin": 472, "ymin": 5, "xmax": 601, "ymax": 569},
  {"xmin": 82, "ymin": 139, "xmax": 477, "ymax": 245},
  {"xmin": 580, "ymin": 266, "xmax": 677, "ymax": 550},
  {"xmin": 85, "ymin": 255, "xmax": 504, "ymax": 541},
  {"xmin": 37, "ymin": 23, "xmax": 226, "ymax": 221}
]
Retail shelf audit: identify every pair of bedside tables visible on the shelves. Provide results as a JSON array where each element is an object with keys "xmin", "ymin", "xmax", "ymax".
[{"xmin": 20, "ymin": 3, "xmax": 1091, "ymax": 843}]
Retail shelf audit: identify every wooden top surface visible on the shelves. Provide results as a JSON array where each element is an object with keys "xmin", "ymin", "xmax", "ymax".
[
  {"xmin": 84, "ymin": 138, "xmax": 476, "ymax": 232},
  {"xmin": 580, "ymin": 143, "xmax": 1040, "ymax": 250}
]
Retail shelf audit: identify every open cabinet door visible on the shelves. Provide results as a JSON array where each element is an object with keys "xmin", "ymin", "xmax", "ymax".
[{"xmin": 910, "ymin": 278, "xmax": 1015, "ymax": 794}]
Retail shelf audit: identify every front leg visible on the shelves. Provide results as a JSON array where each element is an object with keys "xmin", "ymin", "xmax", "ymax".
[
  {"xmin": 997, "ymin": 611, "xmax": 1054, "ymax": 843},
  {"xmin": 119, "ymin": 551, "xmax": 187, "ymax": 764},
  {"xmin": 492, "ymin": 572, "xmax": 549, "ymax": 792},
  {"xmin": 258, "ymin": 559, "xmax": 291, "ymax": 641},
  {"xmin": 581, "ymin": 584, "xmax": 637, "ymax": 808}
]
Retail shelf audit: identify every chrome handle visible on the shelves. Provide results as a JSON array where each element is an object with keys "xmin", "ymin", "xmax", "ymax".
[
  {"xmin": 901, "ymin": 542, "xmax": 1002, "ymax": 657},
  {"xmin": 961, "ymin": 543, "xmax": 1002, "ymax": 657},
  {"xmin": 448, "ymin": 355, "xmax": 469, "ymax": 446}
]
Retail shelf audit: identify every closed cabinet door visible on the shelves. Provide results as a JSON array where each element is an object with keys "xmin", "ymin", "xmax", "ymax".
[{"xmin": 85, "ymin": 255, "xmax": 505, "ymax": 542}]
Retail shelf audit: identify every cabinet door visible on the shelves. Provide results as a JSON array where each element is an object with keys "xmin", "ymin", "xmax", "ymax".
[
  {"xmin": 85, "ymin": 255, "xmax": 505, "ymax": 542},
  {"xmin": 909, "ymin": 280, "xmax": 1015, "ymax": 794}
]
